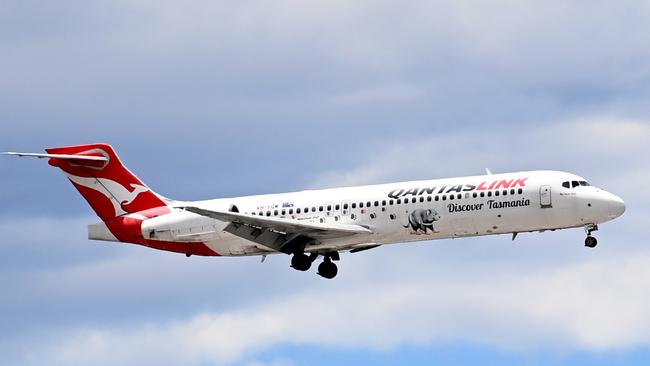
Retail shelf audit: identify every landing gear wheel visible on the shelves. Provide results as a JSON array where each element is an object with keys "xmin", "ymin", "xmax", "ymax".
[
  {"xmin": 291, "ymin": 253, "xmax": 312, "ymax": 271},
  {"xmin": 585, "ymin": 236, "xmax": 598, "ymax": 248},
  {"xmin": 317, "ymin": 260, "xmax": 338, "ymax": 279}
]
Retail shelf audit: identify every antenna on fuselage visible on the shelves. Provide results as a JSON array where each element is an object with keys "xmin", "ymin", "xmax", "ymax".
[{"xmin": 485, "ymin": 168, "xmax": 493, "ymax": 175}]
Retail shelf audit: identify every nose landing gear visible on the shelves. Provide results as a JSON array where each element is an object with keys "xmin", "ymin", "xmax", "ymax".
[{"xmin": 584, "ymin": 223, "xmax": 599, "ymax": 248}]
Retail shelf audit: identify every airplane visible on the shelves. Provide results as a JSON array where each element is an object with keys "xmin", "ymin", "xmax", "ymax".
[{"xmin": 2, "ymin": 143, "xmax": 625, "ymax": 279}]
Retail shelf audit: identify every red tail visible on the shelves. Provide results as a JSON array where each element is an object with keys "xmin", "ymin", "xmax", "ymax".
[{"xmin": 46, "ymin": 143, "xmax": 168, "ymax": 221}]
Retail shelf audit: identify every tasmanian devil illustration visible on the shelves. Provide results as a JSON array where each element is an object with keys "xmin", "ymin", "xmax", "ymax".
[{"xmin": 404, "ymin": 208, "xmax": 441, "ymax": 234}]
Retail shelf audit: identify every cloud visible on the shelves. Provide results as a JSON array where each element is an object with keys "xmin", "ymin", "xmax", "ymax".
[
  {"xmin": 309, "ymin": 116, "xmax": 650, "ymax": 194},
  {"xmin": 329, "ymin": 83, "xmax": 427, "ymax": 105},
  {"xmin": 2, "ymin": 2, "xmax": 650, "ymax": 365},
  {"xmin": 26, "ymin": 251, "xmax": 650, "ymax": 366}
]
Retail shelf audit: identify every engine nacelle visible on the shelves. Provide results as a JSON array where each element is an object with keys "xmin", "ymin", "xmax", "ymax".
[{"xmin": 141, "ymin": 210, "xmax": 223, "ymax": 242}]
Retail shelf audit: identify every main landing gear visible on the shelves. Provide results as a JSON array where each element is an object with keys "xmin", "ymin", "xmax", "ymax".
[
  {"xmin": 290, "ymin": 251, "xmax": 340, "ymax": 279},
  {"xmin": 584, "ymin": 223, "xmax": 598, "ymax": 248},
  {"xmin": 290, "ymin": 252, "xmax": 318, "ymax": 271}
]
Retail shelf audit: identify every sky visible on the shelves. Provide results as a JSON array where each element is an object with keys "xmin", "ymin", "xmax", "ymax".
[{"xmin": 1, "ymin": 1, "xmax": 650, "ymax": 365}]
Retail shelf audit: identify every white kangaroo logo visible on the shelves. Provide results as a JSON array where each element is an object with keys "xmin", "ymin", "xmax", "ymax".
[{"xmin": 66, "ymin": 174, "xmax": 149, "ymax": 217}]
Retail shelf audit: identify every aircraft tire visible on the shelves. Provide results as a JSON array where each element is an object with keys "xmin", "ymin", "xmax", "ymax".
[
  {"xmin": 291, "ymin": 253, "xmax": 312, "ymax": 271},
  {"xmin": 584, "ymin": 236, "xmax": 598, "ymax": 248},
  {"xmin": 317, "ymin": 261, "xmax": 338, "ymax": 279}
]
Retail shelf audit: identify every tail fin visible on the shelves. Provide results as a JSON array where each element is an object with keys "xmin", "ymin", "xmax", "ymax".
[{"xmin": 45, "ymin": 143, "xmax": 168, "ymax": 221}]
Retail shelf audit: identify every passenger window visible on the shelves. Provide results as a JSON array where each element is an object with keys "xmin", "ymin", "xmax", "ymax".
[
  {"xmin": 472, "ymin": 192, "xmax": 477, "ymax": 198},
  {"xmin": 389, "ymin": 200, "xmax": 394, "ymax": 205},
  {"xmin": 435, "ymin": 196, "xmax": 439, "ymax": 201},
  {"xmin": 487, "ymin": 191, "xmax": 492, "ymax": 197},
  {"xmin": 312, "ymin": 207, "xmax": 316, "ymax": 212},
  {"xmin": 518, "ymin": 188, "xmax": 523, "ymax": 194},
  {"xmin": 281, "ymin": 209, "xmax": 286, "ymax": 215},
  {"xmin": 442, "ymin": 195, "xmax": 447, "ymax": 201},
  {"xmin": 450, "ymin": 194, "xmax": 454, "ymax": 200},
  {"xmin": 411, "ymin": 197, "xmax": 416, "ymax": 203},
  {"xmin": 495, "ymin": 191, "xmax": 499, "ymax": 196},
  {"xmin": 397, "ymin": 199, "xmax": 401, "ymax": 204},
  {"xmin": 335, "ymin": 204, "xmax": 340, "ymax": 210},
  {"xmin": 259, "ymin": 211, "xmax": 263, "ymax": 216},
  {"xmin": 319, "ymin": 206, "xmax": 324, "ymax": 212},
  {"xmin": 274, "ymin": 210, "xmax": 278, "ymax": 216},
  {"xmin": 343, "ymin": 203, "xmax": 348, "ymax": 210},
  {"xmin": 562, "ymin": 181, "xmax": 570, "ymax": 189},
  {"xmin": 266, "ymin": 211, "xmax": 271, "ymax": 216},
  {"xmin": 297, "ymin": 208, "xmax": 301, "ymax": 214},
  {"xmin": 367, "ymin": 201, "xmax": 371, "ymax": 207},
  {"xmin": 352, "ymin": 203, "xmax": 356, "ymax": 209},
  {"xmin": 457, "ymin": 194, "xmax": 462, "ymax": 199},
  {"xmin": 510, "ymin": 189, "xmax": 515, "ymax": 195},
  {"xmin": 427, "ymin": 196, "xmax": 432, "ymax": 202},
  {"xmin": 419, "ymin": 197, "xmax": 424, "ymax": 203},
  {"xmin": 503, "ymin": 190, "xmax": 507, "ymax": 196},
  {"xmin": 327, "ymin": 205, "xmax": 332, "ymax": 211},
  {"xmin": 374, "ymin": 201, "xmax": 379, "ymax": 207},
  {"xmin": 382, "ymin": 200, "xmax": 386, "ymax": 206},
  {"xmin": 480, "ymin": 192, "xmax": 485, "ymax": 198},
  {"xmin": 360, "ymin": 202, "xmax": 364, "ymax": 208}
]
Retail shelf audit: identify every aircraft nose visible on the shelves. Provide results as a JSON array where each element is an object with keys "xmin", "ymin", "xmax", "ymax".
[{"xmin": 607, "ymin": 193, "xmax": 626, "ymax": 219}]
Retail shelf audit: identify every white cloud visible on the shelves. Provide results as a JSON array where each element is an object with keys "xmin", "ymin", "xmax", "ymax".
[
  {"xmin": 35, "ymin": 251, "xmax": 650, "ymax": 366},
  {"xmin": 309, "ymin": 116, "xmax": 650, "ymax": 194}
]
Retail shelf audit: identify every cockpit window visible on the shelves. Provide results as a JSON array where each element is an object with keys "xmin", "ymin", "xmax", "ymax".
[{"xmin": 563, "ymin": 180, "xmax": 590, "ymax": 189}]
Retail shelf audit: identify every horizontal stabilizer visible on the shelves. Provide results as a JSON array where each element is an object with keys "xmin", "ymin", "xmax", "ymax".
[{"xmin": 1, "ymin": 152, "xmax": 108, "ymax": 161}]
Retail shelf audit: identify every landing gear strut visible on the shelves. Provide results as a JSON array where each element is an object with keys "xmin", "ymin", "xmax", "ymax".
[{"xmin": 584, "ymin": 224, "xmax": 599, "ymax": 248}]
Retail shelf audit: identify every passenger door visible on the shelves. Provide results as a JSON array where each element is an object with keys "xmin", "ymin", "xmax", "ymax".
[{"xmin": 540, "ymin": 185, "xmax": 552, "ymax": 208}]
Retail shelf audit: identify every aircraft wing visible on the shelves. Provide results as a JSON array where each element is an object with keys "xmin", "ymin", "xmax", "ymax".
[{"xmin": 179, "ymin": 206, "xmax": 372, "ymax": 253}]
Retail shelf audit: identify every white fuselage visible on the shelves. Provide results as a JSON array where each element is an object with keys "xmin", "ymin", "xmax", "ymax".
[{"xmin": 135, "ymin": 170, "xmax": 625, "ymax": 256}]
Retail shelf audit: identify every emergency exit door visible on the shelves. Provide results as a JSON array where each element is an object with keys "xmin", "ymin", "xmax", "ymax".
[{"xmin": 540, "ymin": 185, "xmax": 552, "ymax": 208}]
